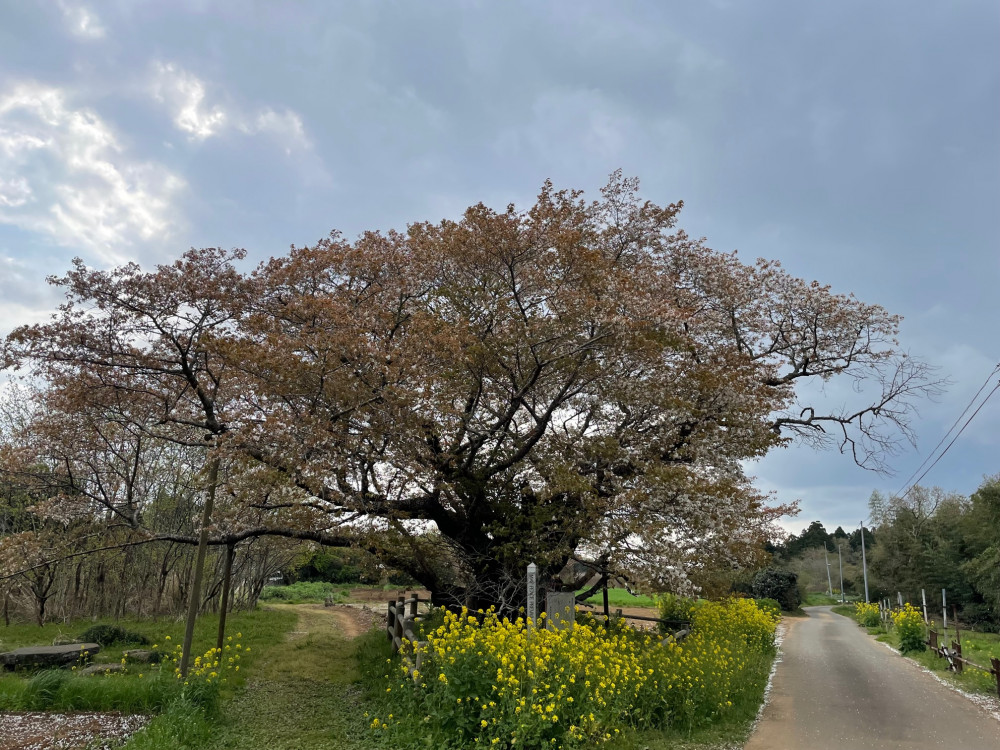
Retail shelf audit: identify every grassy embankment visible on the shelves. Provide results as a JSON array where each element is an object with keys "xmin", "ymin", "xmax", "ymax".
[
  {"xmin": 578, "ymin": 587, "xmax": 659, "ymax": 609},
  {"xmin": 833, "ymin": 603, "xmax": 1000, "ymax": 697}
]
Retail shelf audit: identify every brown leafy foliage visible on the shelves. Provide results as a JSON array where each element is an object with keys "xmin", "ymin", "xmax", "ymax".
[{"xmin": 2, "ymin": 172, "xmax": 940, "ymax": 608}]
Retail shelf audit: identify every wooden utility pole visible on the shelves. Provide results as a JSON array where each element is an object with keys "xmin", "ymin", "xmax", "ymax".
[
  {"xmin": 180, "ymin": 457, "xmax": 220, "ymax": 678},
  {"xmin": 216, "ymin": 543, "xmax": 235, "ymax": 652}
]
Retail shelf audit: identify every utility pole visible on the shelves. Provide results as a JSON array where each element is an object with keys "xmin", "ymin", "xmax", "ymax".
[
  {"xmin": 860, "ymin": 523, "xmax": 870, "ymax": 604},
  {"xmin": 838, "ymin": 544, "xmax": 845, "ymax": 603},
  {"xmin": 824, "ymin": 544, "xmax": 833, "ymax": 596},
  {"xmin": 180, "ymin": 456, "xmax": 220, "ymax": 679}
]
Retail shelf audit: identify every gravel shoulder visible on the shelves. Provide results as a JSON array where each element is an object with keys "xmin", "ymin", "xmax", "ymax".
[{"xmin": 0, "ymin": 712, "xmax": 149, "ymax": 750}]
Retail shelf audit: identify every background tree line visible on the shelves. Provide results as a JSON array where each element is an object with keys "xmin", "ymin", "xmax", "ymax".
[{"xmin": 770, "ymin": 480, "xmax": 1000, "ymax": 630}]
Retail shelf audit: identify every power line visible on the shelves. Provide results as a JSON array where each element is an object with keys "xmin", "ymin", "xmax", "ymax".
[
  {"xmin": 892, "ymin": 362, "xmax": 1000, "ymax": 498},
  {"xmin": 895, "ymin": 378, "xmax": 1000, "ymax": 501}
]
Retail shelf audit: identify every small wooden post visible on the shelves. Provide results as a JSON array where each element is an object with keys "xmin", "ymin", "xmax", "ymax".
[
  {"xmin": 990, "ymin": 657, "xmax": 1000, "ymax": 698},
  {"xmin": 952, "ymin": 641, "xmax": 963, "ymax": 673},
  {"xmin": 602, "ymin": 574, "xmax": 610, "ymax": 620},
  {"xmin": 393, "ymin": 594, "xmax": 405, "ymax": 650},
  {"xmin": 928, "ymin": 629, "xmax": 938, "ymax": 650},
  {"xmin": 408, "ymin": 595, "xmax": 418, "ymax": 620},
  {"xmin": 403, "ymin": 615, "xmax": 414, "ymax": 643},
  {"xmin": 953, "ymin": 606, "xmax": 961, "ymax": 647},
  {"xmin": 386, "ymin": 600, "xmax": 395, "ymax": 642}
]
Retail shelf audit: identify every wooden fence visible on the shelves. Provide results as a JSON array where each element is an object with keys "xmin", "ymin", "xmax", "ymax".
[
  {"xmin": 577, "ymin": 605, "xmax": 690, "ymax": 636},
  {"xmin": 385, "ymin": 592, "xmax": 426, "ymax": 652},
  {"xmin": 925, "ymin": 626, "xmax": 1000, "ymax": 697},
  {"xmin": 385, "ymin": 592, "xmax": 430, "ymax": 678}
]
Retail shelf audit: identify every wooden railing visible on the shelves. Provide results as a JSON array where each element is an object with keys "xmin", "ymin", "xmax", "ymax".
[
  {"xmin": 926, "ymin": 627, "xmax": 1000, "ymax": 697},
  {"xmin": 386, "ymin": 592, "xmax": 429, "ymax": 677}
]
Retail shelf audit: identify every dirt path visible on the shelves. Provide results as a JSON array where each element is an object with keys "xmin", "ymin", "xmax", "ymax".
[
  {"xmin": 204, "ymin": 603, "xmax": 377, "ymax": 750},
  {"xmin": 271, "ymin": 603, "xmax": 374, "ymax": 640},
  {"xmin": 746, "ymin": 606, "xmax": 1000, "ymax": 750}
]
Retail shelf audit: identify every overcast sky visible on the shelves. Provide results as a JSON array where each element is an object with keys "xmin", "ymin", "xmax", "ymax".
[{"xmin": 1, "ymin": 1, "xmax": 997, "ymax": 534}]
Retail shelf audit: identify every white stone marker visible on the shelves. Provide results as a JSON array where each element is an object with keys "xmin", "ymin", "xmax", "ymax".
[{"xmin": 526, "ymin": 563, "xmax": 538, "ymax": 628}]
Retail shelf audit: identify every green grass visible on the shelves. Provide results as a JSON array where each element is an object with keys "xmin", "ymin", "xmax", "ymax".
[
  {"xmin": 869, "ymin": 627, "xmax": 1000, "ymax": 695},
  {"xmin": 0, "ymin": 669, "xmax": 181, "ymax": 713},
  {"xmin": 120, "ymin": 697, "xmax": 215, "ymax": 749},
  {"xmin": 260, "ymin": 581, "xmax": 351, "ymax": 604},
  {"xmin": 802, "ymin": 592, "xmax": 844, "ymax": 606},
  {"xmin": 0, "ymin": 608, "xmax": 295, "ymax": 714},
  {"xmin": 579, "ymin": 587, "xmax": 658, "ymax": 608},
  {"xmin": 194, "ymin": 606, "xmax": 387, "ymax": 750}
]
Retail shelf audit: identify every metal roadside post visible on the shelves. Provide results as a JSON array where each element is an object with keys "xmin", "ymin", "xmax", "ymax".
[
  {"xmin": 922, "ymin": 589, "xmax": 928, "ymax": 624},
  {"xmin": 825, "ymin": 544, "xmax": 833, "ymax": 597},
  {"xmin": 943, "ymin": 589, "xmax": 948, "ymax": 630},
  {"xmin": 838, "ymin": 545, "xmax": 845, "ymax": 603},
  {"xmin": 860, "ymin": 524, "xmax": 870, "ymax": 603}
]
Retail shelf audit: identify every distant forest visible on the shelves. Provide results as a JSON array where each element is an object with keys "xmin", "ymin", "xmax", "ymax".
[{"xmin": 771, "ymin": 477, "xmax": 1000, "ymax": 630}]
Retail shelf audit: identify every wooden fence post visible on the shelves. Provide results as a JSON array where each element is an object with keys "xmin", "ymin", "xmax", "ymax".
[
  {"xmin": 991, "ymin": 657, "xmax": 1000, "ymax": 698},
  {"xmin": 393, "ymin": 594, "xmax": 405, "ymax": 651},
  {"xmin": 952, "ymin": 641, "xmax": 963, "ymax": 673},
  {"xmin": 386, "ymin": 599, "xmax": 395, "ymax": 642}
]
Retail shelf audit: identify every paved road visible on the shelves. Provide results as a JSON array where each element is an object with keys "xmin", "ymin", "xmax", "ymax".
[{"xmin": 746, "ymin": 606, "xmax": 1000, "ymax": 750}]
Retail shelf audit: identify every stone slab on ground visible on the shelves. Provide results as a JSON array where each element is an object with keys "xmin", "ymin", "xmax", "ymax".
[
  {"xmin": 0, "ymin": 643, "xmax": 101, "ymax": 670},
  {"xmin": 122, "ymin": 649, "xmax": 156, "ymax": 663}
]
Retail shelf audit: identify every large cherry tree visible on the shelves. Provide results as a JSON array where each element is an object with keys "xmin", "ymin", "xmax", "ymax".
[{"xmin": 3, "ymin": 173, "xmax": 939, "ymax": 609}]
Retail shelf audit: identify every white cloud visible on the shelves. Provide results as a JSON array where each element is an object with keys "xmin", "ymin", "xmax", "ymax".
[
  {"xmin": 242, "ymin": 107, "xmax": 311, "ymax": 153},
  {"xmin": 0, "ymin": 176, "xmax": 33, "ymax": 207},
  {"xmin": 150, "ymin": 62, "xmax": 228, "ymax": 140},
  {"xmin": 0, "ymin": 83, "xmax": 186, "ymax": 263},
  {"xmin": 148, "ymin": 61, "xmax": 311, "ymax": 152},
  {"xmin": 57, "ymin": 1, "xmax": 106, "ymax": 40}
]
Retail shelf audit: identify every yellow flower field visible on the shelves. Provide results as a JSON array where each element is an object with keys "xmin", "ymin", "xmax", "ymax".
[{"xmin": 373, "ymin": 597, "xmax": 777, "ymax": 749}]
